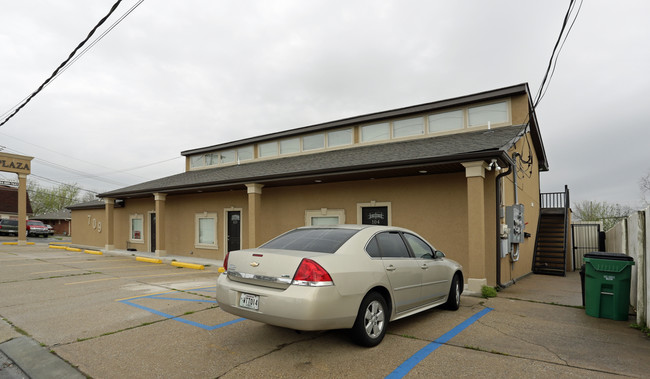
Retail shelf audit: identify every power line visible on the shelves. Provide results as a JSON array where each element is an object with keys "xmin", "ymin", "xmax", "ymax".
[
  {"xmin": 0, "ymin": 0, "xmax": 124, "ymax": 127},
  {"xmin": 534, "ymin": 0, "xmax": 583, "ymax": 109},
  {"xmin": 1, "ymin": 0, "xmax": 144, "ymax": 121}
]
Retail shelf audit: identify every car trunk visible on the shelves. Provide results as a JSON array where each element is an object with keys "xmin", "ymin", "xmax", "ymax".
[{"xmin": 226, "ymin": 248, "xmax": 327, "ymax": 290}]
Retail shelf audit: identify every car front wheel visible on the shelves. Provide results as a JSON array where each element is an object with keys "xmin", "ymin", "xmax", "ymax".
[{"xmin": 351, "ymin": 292, "xmax": 388, "ymax": 347}]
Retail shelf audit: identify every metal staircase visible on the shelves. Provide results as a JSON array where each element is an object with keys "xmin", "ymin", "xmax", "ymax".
[{"xmin": 533, "ymin": 186, "xmax": 569, "ymax": 276}]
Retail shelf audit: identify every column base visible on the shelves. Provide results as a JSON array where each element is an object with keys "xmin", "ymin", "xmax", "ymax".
[
  {"xmin": 105, "ymin": 245, "xmax": 115, "ymax": 251},
  {"xmin": 466, "ymin": 278, "xmax": 488, "ymax": 293},
  {"xmin": 17, "ymin": 240, "xmax": 27, "ymax": 246},
  {"xmin": 155, "ymin": 250, "xmax": 167, "ymax": 257}
]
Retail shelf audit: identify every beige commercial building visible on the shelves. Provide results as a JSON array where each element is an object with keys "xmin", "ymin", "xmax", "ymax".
[{"xmin": 69, "ymin": 83, "xmax": 549, "ymax": 290}]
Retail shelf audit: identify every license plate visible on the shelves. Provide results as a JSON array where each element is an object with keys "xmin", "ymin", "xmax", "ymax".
[{"xmin": 239, "ymin": 293, "xmax": 259, "ymax": 310}]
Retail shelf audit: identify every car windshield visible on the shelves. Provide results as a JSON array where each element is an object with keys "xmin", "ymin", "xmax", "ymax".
[
  {"xmin": 262, "ymin": 228, "xmax": 359, "ymax": 253},
  {"xmin": 28, "ymin": 221, "xmax": 44, "ymax": 226}
]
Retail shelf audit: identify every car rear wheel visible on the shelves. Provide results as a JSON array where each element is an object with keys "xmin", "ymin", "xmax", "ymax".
[
  {"xmin": 351, "ymin": 292, "xmax": 388, "ymax": 347},
  {"xmin": 444, "ymin": 274, "xmax": 461, "ymax": 310}
]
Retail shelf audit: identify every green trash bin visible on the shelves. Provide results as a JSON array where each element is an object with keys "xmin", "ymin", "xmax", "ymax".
[{"xmin": 583, "ymin": 252, "xmax": 635, "ymax": 321}]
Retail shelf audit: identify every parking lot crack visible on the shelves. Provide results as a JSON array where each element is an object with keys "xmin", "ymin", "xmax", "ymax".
[
  {"xmin": 216, "ymin": 334, "xmax": 323, "ymax": 378},
  {"xmin": 474, "ymin": 317, "xmax": 570, "ymax": 366}
]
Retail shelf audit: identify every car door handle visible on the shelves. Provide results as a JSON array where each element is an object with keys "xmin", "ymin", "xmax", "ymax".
[
  {"xmin": 420, "ymin": 264, "xmax": 429, "ymax": 270},
  {"xmin": 386, "ymin": 265, "xmax": 397, "ymax": 272}
]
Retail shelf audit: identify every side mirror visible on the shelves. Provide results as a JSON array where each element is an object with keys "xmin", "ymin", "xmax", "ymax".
[{"xmin": 434, "ymin": 250, "xmax": 445, "ymax": 259}]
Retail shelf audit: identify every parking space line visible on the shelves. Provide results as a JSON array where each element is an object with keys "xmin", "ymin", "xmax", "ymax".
[
  {"xmin": 115, "ymin": 286, "xmax": 219, "ymax": 301},
  {"xmin": 386, "ymin": 307, "xmax": 493, "ymax": 379},
  {"xmin": 148, "ymin": 296, "xmax": 216, "ymax": 303},
  {"xmin": 117, "ymin": 286, "xmax": 244, "ymax": 330},
  {"xmin": 32, "ymin": 265, "xmax": 162, "ymax": 274},
  {"xmin": 65, "ymin": 277, "xmax": 120, "ymax": 285},
  {"xmin": 65, "ymin": 272, "xmax": 194, "ymax": 285},
  {"xmin": 31, "ymin": 269, "xmax": 83, "ymax": 274}
]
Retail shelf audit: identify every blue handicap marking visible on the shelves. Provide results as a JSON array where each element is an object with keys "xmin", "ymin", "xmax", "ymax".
[
  {"xmin": 386, "ymin": 307, "xmax": 493, "ymax": 379},
  {"xmin": 118, "ymin": 286, "xmax": 244, "ymax": 330}
]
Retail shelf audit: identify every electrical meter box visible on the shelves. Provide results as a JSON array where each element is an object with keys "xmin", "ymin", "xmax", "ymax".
[{"xmin": 506, "ymin": 204, "xmax": 525, "ymax": 244}]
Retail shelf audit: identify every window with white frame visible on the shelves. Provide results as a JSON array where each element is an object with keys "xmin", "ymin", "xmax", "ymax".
[
  {"xmin": 237, "ymin": 146, "xmax": 254, "ymax": 161},
  {"xmin": 220, "ymin": 150, "xmax": 236, "ymax": 165},
  {"xmin": 280, "ymin": 138, "xmax": 300, "ymax": 155},
  {"xmin": 393, "ymin": 117, "xmax": 424, "ymax": 138},
  {"xmin": 130, "ymin": 214, "xmax": 144, "ymax": 242},
  {"xmin": 305, "ymin": 208, "xmax": 345, "ymax": 226},
  {"xmin": 190, "ymin": 154, "xmax": 204, "ymax": 169},
  {"xmin": 429, "ymin": 109, "xmax": 464, "ymax": 133},
  {"xmin": 361, "ymin": 122, "xmax": 390, "ymax": 142},
  {"xmin": 259, "ymin": 141, "xmax": 278, "ymax": 158},
  {"xmin": 302, "ymin": 133, "xmax": 325, "ymax": 151},
  {"xmin": 206, "ymin": 152, "xmax": 219, "ymax": 166},
  {"xmin": 357, "ymin": 202, "xmax": 391, "ymax": 226},
  {"xmin": 195, "ymin": 212, "xmax": 218, "ymax": 249},
  {"xmin": 327, "ymin": 128, "xmax": 353, "ymax": 147},
  {"xmin": 468, "ymin": 101, "xmax": 508, "ymax": 127}
]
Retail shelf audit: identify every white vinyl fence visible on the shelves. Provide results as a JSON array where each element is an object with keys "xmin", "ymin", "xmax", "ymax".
[{"xmin": 605, "ymin": 207, "xmax": 649, "ymax": 327}]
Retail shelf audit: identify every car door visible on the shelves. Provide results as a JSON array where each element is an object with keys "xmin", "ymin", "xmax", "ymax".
[
  {"xmin": 403, "ymin": 233, "xmax": 450, "ymax": 304},
  {"xmin": 370, "ymin": 231, "xmax": 422, "ymax": 313}
]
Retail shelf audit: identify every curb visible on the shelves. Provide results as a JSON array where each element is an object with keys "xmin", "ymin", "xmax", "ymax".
[
  {"xmin": 136, "ymin": 257, "xmax": 162, "ymax": 264},
  {"xmin": 171, "ymin": 261, "xmax": 205, "ymax": 270},
  {"xmin": 0, "ymin": 337, "xmax": 85, "ymax": 379}
]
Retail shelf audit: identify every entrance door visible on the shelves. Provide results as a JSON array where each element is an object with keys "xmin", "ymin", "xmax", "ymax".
[
  {"xmin": 150, "ymin": 213, "xmax": 156, "ymax": 253},
  {"xmin": 227, "ymin": 211, "xmax": 241, "ymax": 252}
]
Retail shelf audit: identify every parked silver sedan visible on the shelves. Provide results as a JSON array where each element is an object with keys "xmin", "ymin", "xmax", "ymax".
[{"xmin": 216, "ymin": 225, "xmax": 463, "ymax": 346}]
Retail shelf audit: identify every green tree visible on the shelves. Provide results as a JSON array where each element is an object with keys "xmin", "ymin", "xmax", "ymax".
[
  {"xmin": 27, "ymin": 181, "xmax": 83, "ymax": 215},
  {"xmin": 572, "ymin": 200, "xmax": 632, "ymax": 231}
]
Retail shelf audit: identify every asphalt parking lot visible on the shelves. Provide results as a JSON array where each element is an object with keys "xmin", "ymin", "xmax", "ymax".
[{"xmin": 1, "ymin": 241, "xmax": 649, "ymax": 378}]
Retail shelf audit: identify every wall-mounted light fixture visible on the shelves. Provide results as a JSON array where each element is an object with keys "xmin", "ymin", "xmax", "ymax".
[{"xmin": 487, "ymin": 159, "xmax": 501, "ymax": 171}]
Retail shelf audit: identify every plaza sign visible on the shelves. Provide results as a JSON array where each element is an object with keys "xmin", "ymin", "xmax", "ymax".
[{"xmin": 0, "ymin": 152, "xmax": 32, "ymax": 175}]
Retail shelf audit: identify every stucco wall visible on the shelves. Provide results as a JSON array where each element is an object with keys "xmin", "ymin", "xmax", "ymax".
[
  {"xmin": 71, "ymin": 208, "xmax": 105, "ymax": 247},
  {"xmin": 262, "ymin": 173, "xmax": 470, "ymax": 268},
  {"xmin": 499, "ymin": 135, "xmax": 542, "ymax": 284}
]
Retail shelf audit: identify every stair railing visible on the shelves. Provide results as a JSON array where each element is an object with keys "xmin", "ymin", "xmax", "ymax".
[{"xmin": 534, "ymin": 185, "xmax": 570, "ymax": 274}]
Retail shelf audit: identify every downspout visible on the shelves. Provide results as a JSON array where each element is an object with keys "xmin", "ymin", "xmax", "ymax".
[{"xmin": 496, "ymin": 162, "xmax": 512, "ymax": 288}]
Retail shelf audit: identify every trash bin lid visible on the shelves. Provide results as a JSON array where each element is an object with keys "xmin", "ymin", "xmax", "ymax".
[{"xmin": 584, "ymin": 251, "xmax": 634, "ymax": 261}]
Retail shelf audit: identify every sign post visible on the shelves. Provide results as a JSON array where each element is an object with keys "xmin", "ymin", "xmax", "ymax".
[{"xmin": 0, "ymin": 152, "xmax": 33, "ymax": 245}]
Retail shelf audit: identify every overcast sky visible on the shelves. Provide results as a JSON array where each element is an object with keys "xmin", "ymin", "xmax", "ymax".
[{"xmin": 1, "ymin": 1, "xmax": 649, "ymax": 209}]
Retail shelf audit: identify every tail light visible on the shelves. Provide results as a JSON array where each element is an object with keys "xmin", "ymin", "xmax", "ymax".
[
  {"xmin": 292, "ymin": 258, "xmax": 333, "ymax": 287},
  {"xmin": 218, "ymin": 252, "xmax": 230, "ymax": 272}
]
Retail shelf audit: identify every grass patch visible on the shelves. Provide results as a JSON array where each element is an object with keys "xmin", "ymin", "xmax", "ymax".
[
  {"xmin": 501, "ymin": 296, "xmax": 584, "ymax": 309},
  {"xmin": 14, "ymin": 326, "xmax": 29, "ymax": 336},
  {"xmin": 77, "ymin": 321, "xmax": 161, "ymax": 342},
  {"xmin": 481, "ymin": 285, "xmax": 498, "ymax": 298},
  {"xmin": 2, "ymin": 317, "xmax": 30, "ymax": 337},
  {"xmin": 464, "ymin": 344, "xmax": 510, "ymax": 356},
  {"xmin": 631, "ymin": 323, "xmax": 650, "ymax": 337}
]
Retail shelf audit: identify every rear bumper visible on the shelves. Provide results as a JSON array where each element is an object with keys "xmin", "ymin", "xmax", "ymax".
[{"xmin": 216, "ymin": 274, "xmax": 359, "ymax": 331}]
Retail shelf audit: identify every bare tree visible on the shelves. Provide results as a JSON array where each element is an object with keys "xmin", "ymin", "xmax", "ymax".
[
  {"xmin": 641, "ymin": 171, "xmax": 650, "ymax": 205},
  {"xmin": 572, "ymin": 200, "xmax": 632, "ymax": 231},
  {"xmin": 27, "ymin": 181, "xmax": 83, "ymax": 215}
]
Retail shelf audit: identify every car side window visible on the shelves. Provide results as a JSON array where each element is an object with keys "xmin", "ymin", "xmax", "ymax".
[
  {"xmin": 365, "ymin": 237, "xmax": 381, "ymax": 258},
  {"xmin": 375, "ymin": 232, "xmax": 411, "ymax": 258},
  {"xmin": 403, "ymin": 233, "xmax": 435, "ymax": 259}
]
